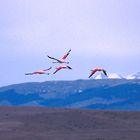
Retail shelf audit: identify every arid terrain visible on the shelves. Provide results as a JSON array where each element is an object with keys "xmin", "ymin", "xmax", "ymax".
[{"xmin": 0, "ymin": 107, "xmax": 140, "ymax": 140}]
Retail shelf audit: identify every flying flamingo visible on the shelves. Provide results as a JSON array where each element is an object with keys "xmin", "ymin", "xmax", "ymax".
[
  {"xmin": 53, "ymin": 65, "xmax": 72, "ymax": 74},
  {"xmin": 25, "ymin": 67, "xmax": 52, "ymax": 75},
  {"xmin": 47, "ymin": 49, "xmax": 71, "ymax": 64},
  {"xmin": 88, "ymin": 68, "xmax": 108, "ymax": 78}
]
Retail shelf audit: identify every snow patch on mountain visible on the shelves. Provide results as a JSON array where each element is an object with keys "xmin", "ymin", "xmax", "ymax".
[
  {"xmin": 126, "ymin": 72, "xmax": 140, "ymax": 79},
  {"xmin": 94, "ymin": 73, "xmax": 108, "ymax": 79},
  {"xmin": 94, "ymin": 73, "xmax": 123, "ymax": 79},
  {"xmin": 108, "ymin": 73, "xmax": 124, "ymax": 79}
]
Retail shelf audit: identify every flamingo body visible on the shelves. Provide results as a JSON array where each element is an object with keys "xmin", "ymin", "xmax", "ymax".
[
  {"xmin": 47, "ymin": 49, "xmax": 71, "ymax": 64},
  {"xmin": 53, "ymin": 65, "xmax": 72, "ymax": 74},
  {"xmin": 25, "ymin": 67, "xmax": 52, "ymax": 75},
  {"xmin": 88, "ymin": 68, "xmax": 107, "ymax": 78}
]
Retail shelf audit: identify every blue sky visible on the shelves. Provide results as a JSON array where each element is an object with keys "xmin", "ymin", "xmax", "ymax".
[{"xmin": 0, "ymin": 0, "xmax": 140, "ymax": 86}]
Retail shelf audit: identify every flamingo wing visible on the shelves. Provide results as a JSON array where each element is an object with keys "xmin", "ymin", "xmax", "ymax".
[
  {"xmin": 47, "ymin": 55, "xmax": 62, "ymax": 63},
  {"xmin": 25, "ymin": 73, "xmax": 34, "ymax": 75},
  {"xmin": 102, "ymin": 69, "xmax": 107, "ymax": 76},
  {"xmin": 25, "ymin": 71, "xmax": 42, "ymax": 75},
  {"xmin": 33, "ymin": 71, "xmax": 41, "ymax": 74},
  {"xmin": 88, "ymin": 69, "xmax": 97, "ymax": 78},
  {"xmin": 44, "ymin": 67, "xmax": 52, "ymax": 71},
  {"xmin": 34, "ymin": 71, "xmax": 48, "ymax": 74},
  {"xmin": 62, "ymin": 49, "xmax": 71, "ymax": 60},
  {"xmin": 67, "ymin": 66, "xmax": 72, "ymax": 69},
  {"xmin": 53, "ymin": 67, "xmax": 62, "ymax": 74}
]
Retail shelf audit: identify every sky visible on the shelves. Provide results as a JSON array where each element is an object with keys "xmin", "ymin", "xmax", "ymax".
[{"xmin": 0, "ymin": 0, "xmax": 140, "ymax": 87}]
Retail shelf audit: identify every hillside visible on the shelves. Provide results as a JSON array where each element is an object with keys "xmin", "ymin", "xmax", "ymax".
[{"xmin": 0, "ymin": 79, "xmax": 140, "ymax": 110}]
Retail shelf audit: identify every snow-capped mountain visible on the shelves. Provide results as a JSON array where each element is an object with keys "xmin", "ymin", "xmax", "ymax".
[
  {"xmin": 94, "ymin": 73, "xmax": 123, "ymax": 79},
  {"xmin": 108, "ymin": 73, "xmax": 124, "ymax": 79},
  {"xmin": 94, "ymin": 73, "xmax": 108, "ymax": 79},
  {"xmin": 126, "ymin": 72, "xmax": 140, "ymax": 79}
]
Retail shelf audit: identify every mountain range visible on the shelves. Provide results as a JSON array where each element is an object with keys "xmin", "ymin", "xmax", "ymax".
[
  {"xmin": 94, "ymin": 72, "xmax": 140, "ymax": 79},
  {"xmin": 125, "ymin": 72, "xmax": 140, "ymax": 79},
  {"xmin": 0, "ymin": 77, "xmax": 140, "ymax": 110}
]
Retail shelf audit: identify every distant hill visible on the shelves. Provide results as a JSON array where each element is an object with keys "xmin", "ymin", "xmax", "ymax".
[{"xmin": 0, "ymin": 79, "xmax": 140, "ymax": 110}]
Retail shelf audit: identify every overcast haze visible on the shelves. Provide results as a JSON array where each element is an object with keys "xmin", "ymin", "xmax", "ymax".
[{"xmin": 0, "ymin": 0, "xmax": 140, "ymax": 86}]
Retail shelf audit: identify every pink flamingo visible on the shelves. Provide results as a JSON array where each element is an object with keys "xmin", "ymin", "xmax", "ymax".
[
  {"xmin": 47, "ymin": 49, "xmax": 71, "ymax": 64},
  {"xmin": 25, "ymin": 67, "xmax": 52, "ymax": 75},
  {"xmin": 88, "ymin": 68, "xmax": 107, "ymax": 78},
  {"xmin": 53, "ymin": 65, "xmax": 72, "ymax": 74}
]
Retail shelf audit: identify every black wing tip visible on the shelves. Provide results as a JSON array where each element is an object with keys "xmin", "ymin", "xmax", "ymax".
[
  {"xmin": 25, "ymin": 73, "xmax": 31, "ymax": 75},
  {"xmin": 67, "ymin": 66, "xmax": 72, "ymax": 69},
  {"xmin": 103, "ymin": 70, "xmax": 107, "ymax": 76},
  {"xmin": 68, "ymin": 49, "xmax": 71, "ymax": 52},
  {"xmin": 88, "ymin": 75, "xmax": 92, "ymax": 78},
  {"xmin": 47, "ymin": 67, "xmax": 52, "ymax": 70}
]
